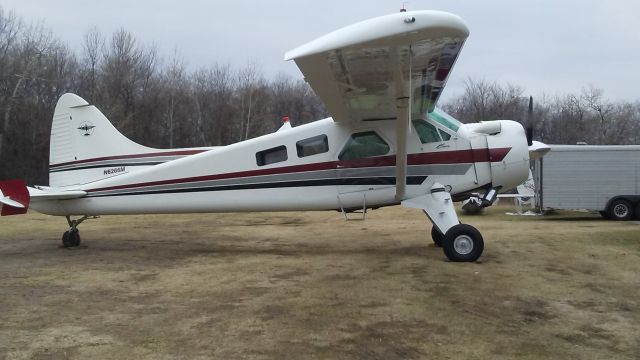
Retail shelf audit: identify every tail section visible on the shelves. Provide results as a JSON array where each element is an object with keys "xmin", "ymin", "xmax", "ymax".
[
  {"xmin": 50, "ymin": 94, "xmax": 164, "ymax": 188},
  {"xmin": 49, "ymin": 93, "xmax": 157, "ymax": 187},
  {"xmin": 0, "ymin": 179, "xmax": 29, "ymax": 216}
]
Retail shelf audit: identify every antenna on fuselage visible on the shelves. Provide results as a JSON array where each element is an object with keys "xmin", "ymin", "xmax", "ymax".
[{"xmin": 400, "ymin": 2, "xmax": 409, "ymax": 12}]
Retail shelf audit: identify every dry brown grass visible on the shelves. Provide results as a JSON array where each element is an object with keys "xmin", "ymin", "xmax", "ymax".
[{"xmin": 1, "ymin": 204, "xmax": 639, "ymax": 359}]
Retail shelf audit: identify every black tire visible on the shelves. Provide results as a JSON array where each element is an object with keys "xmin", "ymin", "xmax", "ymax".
[
  {"xmin": 62, "ymin": 230, "xmax": 80, "ymax": 247},
  {"xmin": 636, "ymin": 203, "xmax": 640, "ymax": 221},
  {"xmin": 442, "ymin": 224, "xmax": 484, "ymax": 262},
  {"xmin": 62, "ymin": 231, "xmax": 74, "ymax": 248},
  {"xmin": 599, "ymin": 211, "xmax": 610, "ymax": 219},
  {"xmin": 607, "ymin": 199, "xmax": 634, "ymax": 221},
  {"xmin": 431, "ymin": 226, "xmax": 444, "ymax": 247},
  {"xmin": 70, "ymin": 230, "xmax": 81, "ymax": 247}
]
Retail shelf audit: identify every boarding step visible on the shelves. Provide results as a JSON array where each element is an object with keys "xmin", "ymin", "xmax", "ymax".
[{"xmin": 337, "ymin": 193, "xmax": 368, "ymax": 221}]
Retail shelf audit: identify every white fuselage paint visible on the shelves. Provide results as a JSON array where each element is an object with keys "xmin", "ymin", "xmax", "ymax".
[{"xmin": 31, "ymin": 116, "xmax": 530, "ymax": 216}]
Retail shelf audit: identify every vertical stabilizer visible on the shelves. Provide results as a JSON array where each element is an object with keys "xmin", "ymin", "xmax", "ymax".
[{"xmin": 49, "ymin": 93, "xmax": 156, "ymax": 188}]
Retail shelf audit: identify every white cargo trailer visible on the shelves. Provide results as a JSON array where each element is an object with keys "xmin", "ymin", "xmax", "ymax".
[{"xmin": 534, "ymin": 145, "xmax": 640, "ymax": 220}]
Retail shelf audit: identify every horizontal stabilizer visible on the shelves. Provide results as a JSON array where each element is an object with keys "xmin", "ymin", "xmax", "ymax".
[
  {"xmin": 0, "ymin": 179, "xmax": 30, "ymax": 216},
  {"xmin": 0, "ymin": 196, "xmax": 25, "ymax": 208},
  {"xmin": 28, "ymin": 187, "xmax": 87, "ymax": 200}
]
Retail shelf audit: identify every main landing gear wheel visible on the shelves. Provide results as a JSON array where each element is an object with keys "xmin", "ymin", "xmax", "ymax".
[
  {"xmin": 431, "ymin": 226, "xmax": 444, "ymax": 247},
  {"xmin": 62, "ymin": 230, "xmax": 80, "ymax": 248},
  {"xmin": 442, "ymin": 224, "xmax": 484, "ymax": 262}
]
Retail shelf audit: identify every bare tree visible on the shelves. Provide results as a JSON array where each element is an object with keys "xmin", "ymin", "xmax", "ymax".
[
  {"xmin": 236, "ymin": 61, "xmax": 266, "ymax": 141},
  {"xmin": 1, "ymin": 20, "xmax": 53, "ymax": 165},
  {"xmin": 80, "ymin": 27, "xmax": 103, "ymax": 100},
  {"xmin": 191, "ymin": 63, "xmax": 234, "ymax": 145}
]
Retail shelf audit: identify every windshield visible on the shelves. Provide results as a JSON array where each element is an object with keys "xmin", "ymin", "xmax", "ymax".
[{"xmin": 428, "ymin": 107, "xmax": 461, "ymax": 133}]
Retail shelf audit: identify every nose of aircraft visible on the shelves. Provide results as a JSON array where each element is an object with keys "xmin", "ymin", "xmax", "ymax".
[{"xmin": 488, "ymin": 120, "xmax": 530, "ymax": 192}]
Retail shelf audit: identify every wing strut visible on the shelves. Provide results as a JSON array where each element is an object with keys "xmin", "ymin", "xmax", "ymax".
[{"xmin": 395, "ymin": 46, "xmax": 411, "ymax": 201}]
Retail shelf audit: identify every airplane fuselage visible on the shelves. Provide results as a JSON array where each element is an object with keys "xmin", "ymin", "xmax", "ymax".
[{"xmin": 32, "ymin": 111, "xmax": 530, "ymax": 216}]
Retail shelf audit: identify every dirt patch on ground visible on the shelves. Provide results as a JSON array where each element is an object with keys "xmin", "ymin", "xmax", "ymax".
[{"xmin": 1, "ymin": 205, "xmax": 639, "ymax": 359}]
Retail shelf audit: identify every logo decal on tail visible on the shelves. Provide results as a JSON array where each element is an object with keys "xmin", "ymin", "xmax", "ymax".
[{"xmin": 77, "ymin": 121, "xmax": 95, "ymax": 136}]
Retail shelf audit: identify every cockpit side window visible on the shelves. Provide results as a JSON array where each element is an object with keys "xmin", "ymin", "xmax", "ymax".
[
  {"xmin": 429, "ymin": 107, "xmax": 462, "ymax": 132},
  {"xmin": 438, "ymin": 129, "xmax": 451, "ymax": 141},
  {"xmin": 412, "ymin": 119, "xmax": 442, "ymax": 144},
  {"xmin": 338, "ymin": 131, "xmax": 390, "ymax": 161}
]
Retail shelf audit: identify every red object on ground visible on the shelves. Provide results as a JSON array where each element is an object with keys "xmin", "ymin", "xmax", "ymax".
[{"xmin": 0, "ymin": 179, "xmax": 30, "ymax": 216}]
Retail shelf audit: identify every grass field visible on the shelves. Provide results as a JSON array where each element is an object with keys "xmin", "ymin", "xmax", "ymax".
[{"xmin": 1, "ymin": 204, "xmax": 639, "ymax": 359}]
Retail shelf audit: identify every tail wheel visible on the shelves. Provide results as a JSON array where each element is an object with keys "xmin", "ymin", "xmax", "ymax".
[
  {"xmin": 442, "ymin": 224, "xmax": 484, "ymax": 262},
  {"xmin": 607, "ymin": 199, "xmax": 634, "ymax": 221},
  {"xmin": 430, "ymin": 226, "xmax": 444, "ymax": 247},
  {"xmin": 70, "ymin": 230, "xmax": 81, "ymax": 247},
  {"xmin": 62, "ymin": 230, "xmax": 81, "ymax": 247},
  {"xmin": 62, "ymin": 231, "xmax": 73, "ymax": 248}
]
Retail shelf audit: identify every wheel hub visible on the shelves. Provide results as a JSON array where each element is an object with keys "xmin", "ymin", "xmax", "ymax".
[
  {"xmin": 614, "ymin": 204, "xmax": 628, "ymax": 217},
  {"xmin": 453, "ymin": 235, "xmax": 474, "ymax": 255}
]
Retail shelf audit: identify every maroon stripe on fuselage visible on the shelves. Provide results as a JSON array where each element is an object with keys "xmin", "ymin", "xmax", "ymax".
[
  {"xmin": 86, "ymin": 147, "xmax": 511, "ymax": 193},
  {"xmin": 49, "ymin": 149, "xmax": 208, "ymax": 168},
  {"xmin": 488, "ymin": 147, "xmax": 511, "ymax": 162}
]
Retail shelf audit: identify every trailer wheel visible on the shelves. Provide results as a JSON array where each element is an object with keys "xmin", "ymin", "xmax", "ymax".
[
  {"xmin": 599, "ymin": 211, "xmax": 610, "ymax": 219},
  {"xmin": 636, "ymin": 203, "xmax": 640, "ymax": 220},
  {"xmin": 607, "ymin": 199, "xmax": 634, "ymax": 221}
]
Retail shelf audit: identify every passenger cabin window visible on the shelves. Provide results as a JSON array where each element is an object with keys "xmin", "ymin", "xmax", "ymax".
[
  {"xmin": 413, "ymin": 119, "xmax": 443, "ymax": 144},
  {"xmin": 296, "ymin": 135, "xmax": 329, "ymax": 157},
  {"xmin": 256, "ymin": 145, "xmax": 287, "ymax": 166},
  {"xmin": 338, "ymin": 131, "xmax": 390, "ymax": 161}
]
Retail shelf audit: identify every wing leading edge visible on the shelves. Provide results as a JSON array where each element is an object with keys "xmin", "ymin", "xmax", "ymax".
[{"xmin": 285, "ymin": 10, "xmax": 469, "ymax": 123}]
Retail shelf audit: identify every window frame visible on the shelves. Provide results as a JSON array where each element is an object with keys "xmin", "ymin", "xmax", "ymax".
[
  {"xmin": 296, "ymin": 134, "xmax": 329, "ymax": 158},
  {"xmin": 256, "ymin": 145, "xmax": 288, "ymax": 166},
  {"xmin": 338, "ymin": 130, "xmax": 391, "ymax": 161},
  {"xmin": 412, "ymin": 118, "xmax": 455, "ymax": 144}
]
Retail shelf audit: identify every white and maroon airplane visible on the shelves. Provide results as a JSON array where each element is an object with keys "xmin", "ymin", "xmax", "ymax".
[{"xmin": 0, "ymin": 10, "xmax": 537, "ymax": 262}]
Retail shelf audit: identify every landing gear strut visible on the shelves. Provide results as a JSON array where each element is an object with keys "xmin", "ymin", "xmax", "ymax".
[
  {"xmin": 403, "ymin": 182, "xmax": 484, "ymax": 262},
  {"xmin": 61, "ymin": 215, "xmax": 97, "ymax": 248}
]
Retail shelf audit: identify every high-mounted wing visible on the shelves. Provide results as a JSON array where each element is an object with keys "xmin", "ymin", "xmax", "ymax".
[
  {"xmin": 286, "ymin": 10, "xmax": 469, "ymax": 200},
  {"xmin": 285, "ymin": 10, "xmax": 469, "ymax": 123}
]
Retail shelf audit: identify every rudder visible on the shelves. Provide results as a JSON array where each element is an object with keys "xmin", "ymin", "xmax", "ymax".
[{"xmin": 0, "ymin": 179, "xmax": 29, "ymax": 216}]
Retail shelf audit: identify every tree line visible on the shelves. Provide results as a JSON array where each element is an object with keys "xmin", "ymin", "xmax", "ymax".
[
  {"xmin": 444, "ymin": 79, "xmax": 640, "ymax": 145},
  {"xmin": 0, "ymin": 8, "xmax": 328, "ymax": 184},
  {"xmin": 0, "ymin": 7, "xmax": 638, "ymax": 184}
]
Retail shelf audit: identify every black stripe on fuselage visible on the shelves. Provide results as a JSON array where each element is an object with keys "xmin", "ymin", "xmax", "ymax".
[{"xmin": 86, "ymin": 176, "xmax": 428, "ymax": 198}]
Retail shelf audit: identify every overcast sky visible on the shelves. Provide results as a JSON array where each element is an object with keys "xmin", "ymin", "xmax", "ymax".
[{"xmin": 2, "ymin": 0, "xmax": 639, "ymax": 102}]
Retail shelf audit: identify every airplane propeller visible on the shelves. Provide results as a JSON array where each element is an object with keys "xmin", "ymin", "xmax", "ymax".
[
  {"xmin": 526, "ymin": 96, "xmax": 534, "ymax": 147},
  {"xmin": 526, "ymin": 95, "xmax": 551, "ymax": 160}
]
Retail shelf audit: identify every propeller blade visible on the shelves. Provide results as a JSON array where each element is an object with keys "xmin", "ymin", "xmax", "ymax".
[
  {"xmin": 526, "ymin": 96, "xmax": 533, "ymax": 146},
  {"xmin": 526, "ymin": 127, "xmax": 534, "ymax": 147}
]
